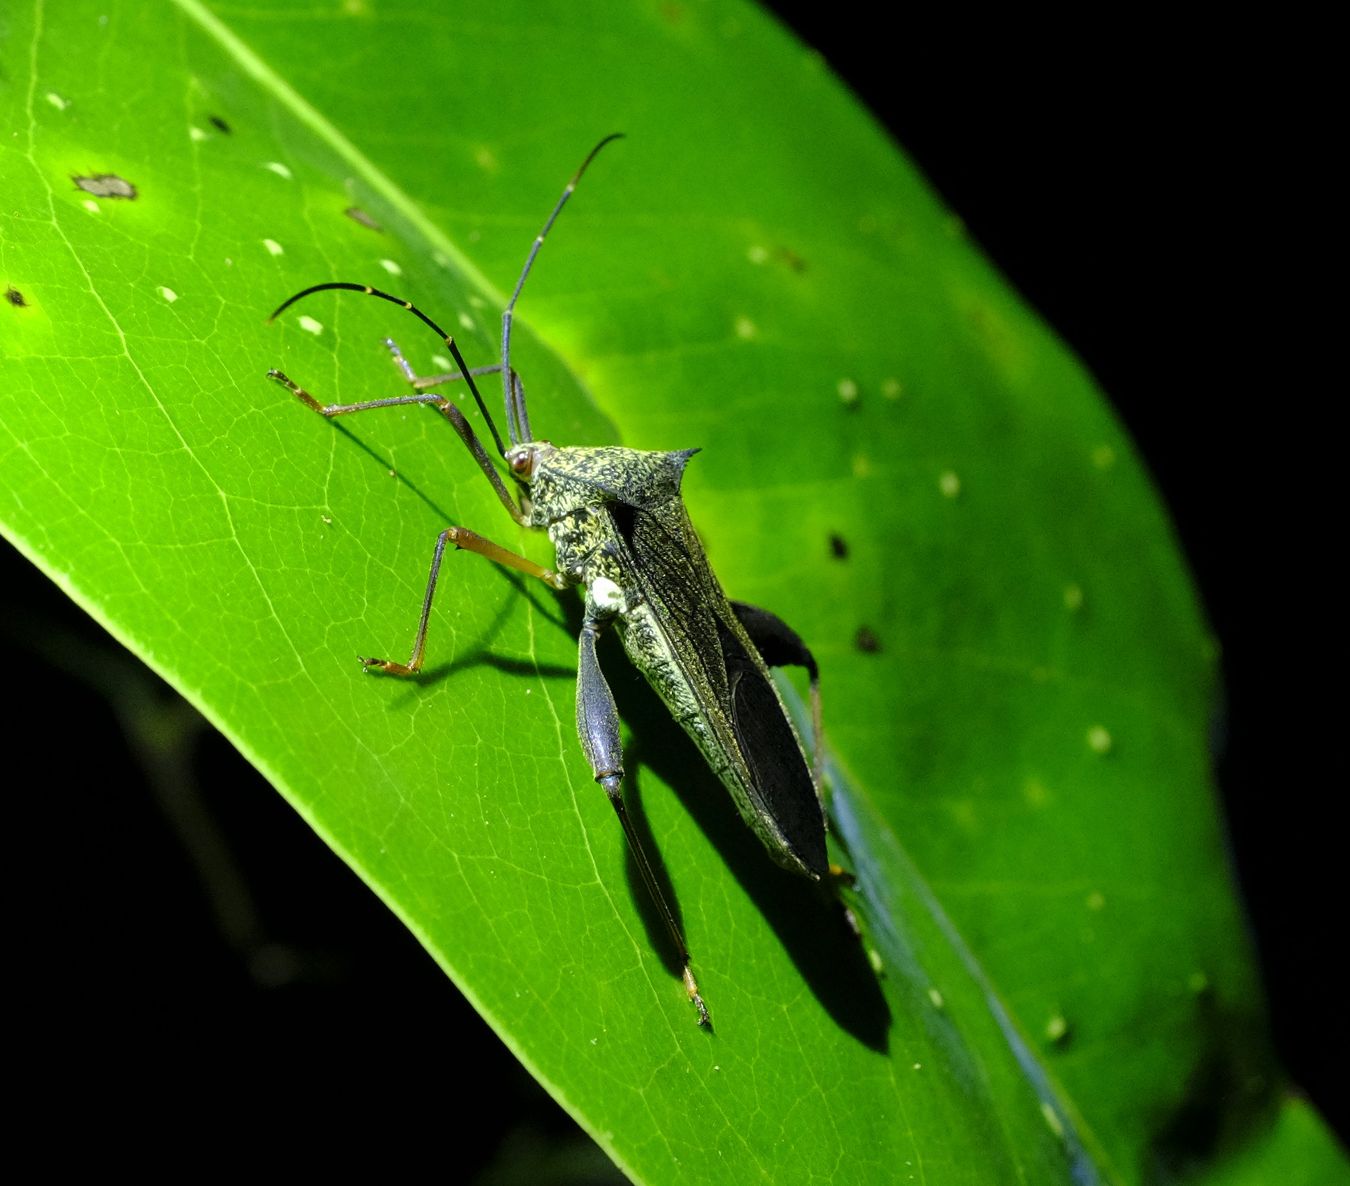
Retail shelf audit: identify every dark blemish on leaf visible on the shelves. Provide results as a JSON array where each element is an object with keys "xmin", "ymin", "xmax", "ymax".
[
  {"xmin": 208, "ymin": 114, "xmax": 232, "ymax": 134},
  {"xmin": 829, "ymin": 533, "xmax": 848, "ymax": 560},
  {"xmin": 6, "ymin": 286, "xmax": 27, "ymax": 307},
  {"xmin": 73, "ymin": 173, "xmax": 138, "ymax": 200},
  {"xmin": 776, "ymin": 246, "xmax": 807, "ymax": 272},
  {"xmin": 855, "ymin": 626, "xmax": 880, "ymax": 654},
  {"xmin": 344, "ymin": 206, "xmax": 383, "ymax": 233}
]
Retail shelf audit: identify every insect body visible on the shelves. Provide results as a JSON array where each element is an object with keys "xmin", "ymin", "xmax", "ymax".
[{"xmin": 268, "ymin": 136, "xmax": 830, "ymax": 1026}]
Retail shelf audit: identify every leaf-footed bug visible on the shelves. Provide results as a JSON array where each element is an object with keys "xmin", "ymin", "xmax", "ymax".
[{"xmin": 267, "ymin": 136, "xmax": 840, "ymax": 1027}]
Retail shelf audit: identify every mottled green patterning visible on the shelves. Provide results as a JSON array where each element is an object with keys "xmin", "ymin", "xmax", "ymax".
[{"xmin": 528, "ymin": 442, "xmax": 829, "ymax": 881}]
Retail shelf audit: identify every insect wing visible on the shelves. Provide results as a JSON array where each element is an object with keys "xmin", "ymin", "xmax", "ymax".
[
  {"xmin": 717, "ymin": 613, "xmax": 829, "ymax": 879},
  {"xmin": 614, "ymin": 495, "xmax": 828, "ymax": 880}
]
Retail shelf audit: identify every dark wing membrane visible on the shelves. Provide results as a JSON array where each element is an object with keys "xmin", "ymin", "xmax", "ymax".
[
  {"xmin": 718, "ymin": 616, "xmax": 829, "ymax": 878},
  {"xmin": 616, "ymin": 498, "xmax": 828, "ymax": 879}
]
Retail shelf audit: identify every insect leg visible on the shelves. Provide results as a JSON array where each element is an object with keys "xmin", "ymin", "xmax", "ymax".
[
  {"xmin": 268, "ymin": 369, "xmax": 526, "ymax": 525},
  {"xmin": 383, "ymin": 336, "xmax": 503, "ymax": 392},
  {"xmin": 360, "ymin": 526, "xmax": 570, "ymax": 677},
  {"xmin": 268, "ymin": 281, "xmax": 510, "ymax": 457},
  {"xmin": 577, "ymin": 614, "xmax": 710, "ymax": 1028}
]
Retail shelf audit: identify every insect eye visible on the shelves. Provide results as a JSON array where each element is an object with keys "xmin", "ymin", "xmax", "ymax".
[{"xmin": 510, "ymin": 450, "xmax": 535, "ymax": 478}]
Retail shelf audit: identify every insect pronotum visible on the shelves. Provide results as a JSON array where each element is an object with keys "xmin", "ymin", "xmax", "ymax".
[{"xmin": 267, "ymin": 136, "xmax": 835, "ymax": 1026}]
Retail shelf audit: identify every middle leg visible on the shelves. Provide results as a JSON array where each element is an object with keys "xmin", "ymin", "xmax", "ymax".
[{"xmin": 362, "ymin": 526, "xmax": 570, "ymax": 677}]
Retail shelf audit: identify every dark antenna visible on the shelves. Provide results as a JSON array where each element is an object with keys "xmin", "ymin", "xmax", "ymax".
[
  {"xmin": 500, "ymin": 133, "xmax": 624, "ymax": 444},
  {"xmin": 268, "ymin": 282, "xmax": 508, "ymax": 459},
  {"xmin": 267, "ymin": 135, "xmax": 623, "ymax": 454}
]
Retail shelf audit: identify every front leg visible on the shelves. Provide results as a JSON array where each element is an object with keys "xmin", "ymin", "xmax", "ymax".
[
  {"xmin": 382, "ymin": 341, "xmax": 531, "ymax": 444},
  {"xmin": 267, "ymin": 369, "xmax": 524, "ymax": 524},
  {"xmin": 576, "ymin": 612, "xmax": 710, "ymax": 1028},
  {"xmin": 383, "ymin": 335, "xmax": 503, "ymax": 392}
]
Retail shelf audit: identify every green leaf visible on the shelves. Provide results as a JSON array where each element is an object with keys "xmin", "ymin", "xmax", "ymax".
[{"xmin": 2, "ymin": 1, "xmax": 1341, "ymax": 1183}]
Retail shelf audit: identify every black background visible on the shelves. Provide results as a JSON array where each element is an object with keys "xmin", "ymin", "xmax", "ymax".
[{"xmin": 7, "ymin": 6, "xmax": 1339, "ymax": 1177}]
